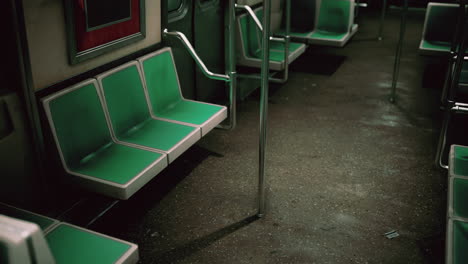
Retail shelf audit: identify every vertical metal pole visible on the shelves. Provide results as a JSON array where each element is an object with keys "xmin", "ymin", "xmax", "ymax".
[
  {"xmin": 448, "ymin": 5, "xmax": 468, "ymax": 103},
  {"xmin": 389, "ymin": 0, "xmax": 408, "ymax": 103},
  {"xmin": 258, "ymin": 0, "xmax": 271, "ymax": 218},
  {"xmin": 378, "ymin": 0, "xmax": 387, "ymax": 40},
  {"xmin": 435, "ymin": 110, "xmax": 451, "ymax": 169},
  {"xmin": 218, "ymin": 0, "xmax": 237, "ymax": 130},
  {"xmin": 282, "ymin": 0, "xmax": 290, "ymax": 82},
  {"xmin": 227, "ymin": 0, "xmax": 237, "ymax": 130}
]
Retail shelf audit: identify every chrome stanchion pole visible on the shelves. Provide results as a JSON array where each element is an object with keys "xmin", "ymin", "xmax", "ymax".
[
  {"xmin": 258, "ymin": 0, "xmax": 271, "ymax": 218},
  {"xmin": 378, "ymin": 0, "xmax": 387, "ymax": 40},
  {"xmin": 389, "ymin": 0, "xmax": 408, "ymax": 103}
]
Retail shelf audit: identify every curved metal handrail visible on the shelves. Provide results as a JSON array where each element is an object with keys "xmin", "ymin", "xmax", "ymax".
[{"xmin": 163, "ymin": 29, "xmax": 230, "ymax": 82}]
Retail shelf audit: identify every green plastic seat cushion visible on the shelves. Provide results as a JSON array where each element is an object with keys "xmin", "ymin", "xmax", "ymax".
[
  {"xmin": 73, "ymin": 143, "xmax": 162, "ymax": 185},
  {"xmin": 309, "ymin": 30, "xmax": 348, "ymax": 40},
  {"xmin": 141, "ymin": 51, "xmax": 224, "ymax": 125},
  {"xmin": 453, "ymin": 177, "xmax": 468, "ymax": 218},
  {"xmin": 100, "ymin": 63, "xmax": 198, "ymax": 149},
  {"xmin": 46, "ymin": 224, "xmax": 131, "ymax": 264},
  {"xmin": 141, "ymin": 52, "xmax": 185, "ymax": 117},
  {"xmin": 454, "ymin": 146, "xmax": 468, "ymax": 176},
  {"xmin": 276, "ymin": 29, "xmax": 313, "ymax": 38},
  {"xmin": 49, "ymin": 83, "xmax": 113, "ymax": 170},
  {"xmin": 425, "ymin": 4, "xmax": 458, "ymax": 44},
  {"xmin": 157, "ymin": 100, "xmax": 224, "ymax": 125},
  {"xmin": 421, "ymin": 40, "xmax": 451, "ymax": 52},
  {"xmin": 101, "ymin": 65, "xmax": 150, "ymax": 138},
  {"xmin": 238, "ymin": 12, "xmax": 261, "ymax": 59},
  {"xmin": 316, "ymin": 0, "xmax": 351, "ymax": 34},
  {"xmin": 239, "ymin": 8, "xmax": 305, "ymax": 64},
  {"xmin": 48, "ymin": 80, "xmax": 164, "ymax": 185},
  {"xmin": 118, "ymin": 118, "xmax": 197, "ymax": 151},
  {"xmin": 0, "ymin": 204, "xmax": 55, "ymax": 231},
  {"xmin": 290, "ymin": 31, "xmax": 313, "ymax": 38},
  {"xmin": 453, "ymin": 220, "xmax": 468, "ymax": 264},
  {"xmin": 252, "ymin": 49, "xmax": 286, "ymax": 62}
]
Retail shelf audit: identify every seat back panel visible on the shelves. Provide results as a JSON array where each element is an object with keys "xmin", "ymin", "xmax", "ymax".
[
  {"xmin": 316, "ymin": 0, "xmax": 352, "ymax": 34},
  {"xmin": 140, "ymin": 50, "xmax": 184, "ymax": 116},
  {"xmin": 291, "ymin": 0, "xmax": 316, "ymax": 32},
  {"xmin": 46, "ymin": 81, "xmax": 112, "ymax": 170},
  {"xmin": 425, "ymin": 3, "xmax": 458, "ymax": 43},
  {"xmin": 238, "ymin": 11, "xmax": 262, "ymax": 59},
  {"xmin": 46, "ymin": 224, "xmax": 134, "ymax": 264},
  {"xmin": 271, "ymin": 0, "xmax": 283, "ymax": 34},
  {"xmin": 99, "ymin": 63, "xmax": 151, "ymax": 138}
]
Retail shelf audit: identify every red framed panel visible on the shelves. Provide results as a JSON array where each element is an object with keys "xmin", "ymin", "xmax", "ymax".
[{"xmin": 64, "ymin": 0, "xmax": 146, "ymax": 64}]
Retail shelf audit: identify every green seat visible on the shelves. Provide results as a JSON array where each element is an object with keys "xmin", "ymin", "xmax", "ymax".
[
  {"xmin": 0, "ymin": 214, "xmax": 55, "ymax": 264},
  {"xmin": 137, "ymin": 48, "xmax": 228, "ymax": 136},
  {"xmin": 0, "ymin": 204, "xmax": 138, "ymax": 264},
  {"xmin": 449, "ymin": 145, "xmax": 468, "ymax": 177},
  {"xmin": 236, "ymin": 7, "xmax": 307, "ymax": 71},
  {"xmin": 278, "ymin": 0, "xmax": 357, "ymax": 47},
  {"xmin": 447, "ymin": 219, "xmax": 468, "ymax": 264},
  {"xmin": 96, "ymin": 62, "xmax": 201, "ymax": 163},
  {"xmin": 46, "ymin": 223, "xmax": 138, "ymax": 264},
  {"xmin": 419, "ymin": 3, "xmax": 458, "ymax": 55},
  {"xmin": 42, "ymin": 79, "xmax": 167, "ymax": 200},
  {"xmin": 0, "ymin": 202, "xmax": 57, "ymax": 232},
  {"xmin": 450, "ymin": 177, "xmax": 468, "ymax": 219},
  {"xmin": 307, "ymin": 0, "xmax": 358, "ymax": 47}
]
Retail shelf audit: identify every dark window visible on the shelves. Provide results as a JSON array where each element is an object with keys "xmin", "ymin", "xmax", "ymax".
[{"xmin": 85, "ymin": 0, "xmax": 132, "ymax": 31}]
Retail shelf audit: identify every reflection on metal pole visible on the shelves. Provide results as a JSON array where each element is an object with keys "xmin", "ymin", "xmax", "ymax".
[
  {"xmin": 389, "ymin": 0, "xmax": 408, "ymax": 103},
  {"xmin": 378, "ymin": 0, "xmax": 387, "ymax": 40},
  {"xmin": 258, "ymin": 0, "xmax": 271, "ymax": 218},
  {"xmin": 221, "ymin": 0, "xmax": 237, "ymax": 130}
]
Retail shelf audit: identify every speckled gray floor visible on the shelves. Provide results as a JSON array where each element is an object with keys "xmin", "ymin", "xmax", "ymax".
[{"xmin": 94, "ymin": 8, "xmax": 448, "ymax": 264}]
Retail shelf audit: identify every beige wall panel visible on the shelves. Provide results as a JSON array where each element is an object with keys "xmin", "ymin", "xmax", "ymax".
[{"xmin": 22, "ymin": 0, "xmax": 161, "ymax": 91}]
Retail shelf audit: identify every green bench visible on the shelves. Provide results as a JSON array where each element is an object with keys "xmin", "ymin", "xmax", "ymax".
[
  {"xmin": 419, "ymin": 2, "xmax": 458, "ymax": 55},
  {"xmin": 449, "ymin": 145, "xmax": 468, "ymax": 178},
  {"xmin": 43, "ymin": 47, "xmax": 227, "ymax": 200},
  {"xmin": 0, "ymin": 203, "xmax": 138, "ymax": 264},
  {"xmin": 446, "ymin": 145, "xmax": 468, "ymax": 264},
  {"xmin": 236, "ymin": 6, "xmax": 307, "ymax": 71},
  {"xmin": 43, "ymin": 79, "xmax": 168, "ymax": 200},
  {"xmin": 96, "ymin": 61, "xmax": 200, "ymax": 163},
  {"xmin": 137, "ymin": 48, "xmax": 227, "ymax": 137},
  {"xmin": 280, "ymin": 0, "xmax": 358, "ymax": 47}
]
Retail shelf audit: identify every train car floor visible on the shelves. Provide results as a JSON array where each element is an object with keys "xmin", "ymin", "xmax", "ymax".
[{"xmin": 92, "ymin": 8, "xmax": 447, "ymax": 264}]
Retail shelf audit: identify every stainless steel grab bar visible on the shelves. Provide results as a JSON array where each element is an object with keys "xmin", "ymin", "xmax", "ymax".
[{"xmin": 163, "ymin": 29, "xmax": 230, "ymax": 82}]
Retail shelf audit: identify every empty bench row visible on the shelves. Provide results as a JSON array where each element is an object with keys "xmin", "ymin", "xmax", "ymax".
[
  {"xmin": 42, "ymin": 47, "xmax": 227, "ymax": 200},
  {"xmin": 0, "ymin": 202, "xmax": 138, "ymax": 264},
  {"xmin": 236, "ymin": 0, "xmax": 358, "ymax": 71}
]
